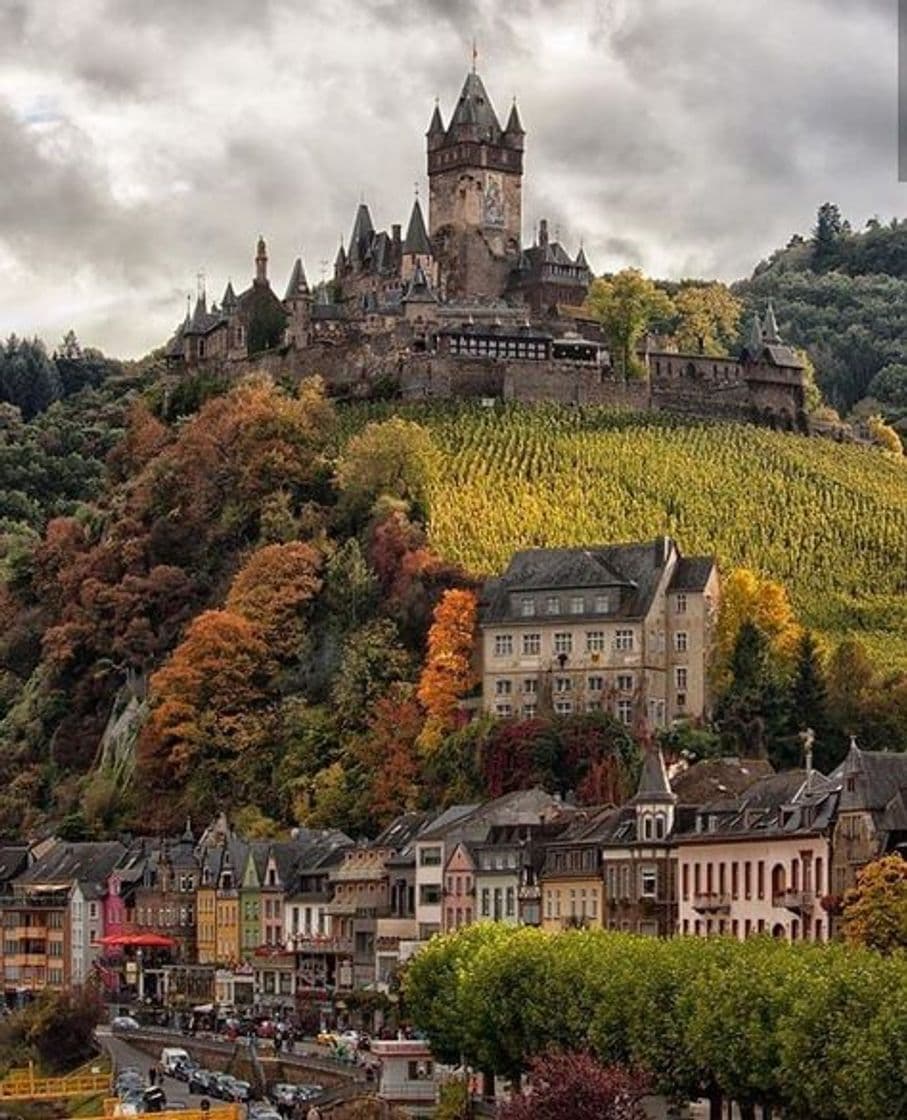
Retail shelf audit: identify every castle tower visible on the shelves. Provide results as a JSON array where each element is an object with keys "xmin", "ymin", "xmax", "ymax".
[
  {"xmin": 255, "ymin": 235, "xmax": 268, "ymax": 285},
  {"xmin": 283, "ymin": 256, "xmax": 312, "ymax": 349},
  {"xmin": 426, "ymin": 67, "xmax": 524, "ymax": 299},
  {"xmin": 401, "ymin": 196, "xmax": 437, "ymax": 287}
]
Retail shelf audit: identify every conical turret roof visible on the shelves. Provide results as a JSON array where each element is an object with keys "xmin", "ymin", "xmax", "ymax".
[
  {"xmin": 762, "ymin": 300, "xmax": 781, "ymax": 344},
  {"xmin": 744, "ymin": 311, "xmax": 763, "ymax": 356},
  {"xmin": 505, "ymin": 99, "xmax": 524, "ymax": 135},
  {"xmin": 349, "ymin": 203, "xmax": 375, "ymax": 263},
  {"xmin": 448, "ymin": 70, "xmax": 502, "ymax": 136},
  {"xmin": 427, "ymin": 103, "xmax": 445, "ymax": 136},
  {"xmin": 284, "ymin": 257, "xmax": 309, "ymax": 301},
  {"xmin": 632, "ymin": 746, "xmax": 677, "ymax": 804},
  {"xmin": 403, "ymin": 198, "xmax": 432, "ymax": 256},
  {"xmin": 221, "ymin": 280, "xmax": 237, "ymax": 312}
]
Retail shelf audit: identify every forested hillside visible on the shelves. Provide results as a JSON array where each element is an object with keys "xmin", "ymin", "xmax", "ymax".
[
  {"xmin": 0, "ymin": 370, "xmax": 904, "ymax": 842},
  {"xmin": 734, "ymin": 205, "xmax": 907, "ymax": 422}
]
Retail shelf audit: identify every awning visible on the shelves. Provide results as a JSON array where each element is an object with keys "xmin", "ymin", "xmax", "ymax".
[{"xmin": 97, "ymin": 933, "xmax": 177, "ymax": 948}]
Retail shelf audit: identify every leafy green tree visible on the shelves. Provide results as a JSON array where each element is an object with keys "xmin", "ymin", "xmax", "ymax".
[
  {"xmin": 322, "ymin": 538, "xmax": 378, "ymax": 632},
  {"xmin": 584, "ymin": 270, "xmax": 674, "ymax": 378},
  {"xmin": 0, "ymin": 336, "xmax": 63, "ymax": 419},
  {"xmin": 671, "ymin": 282, "xmax": 742, "ymax": 355},
  {"xmin": 331, "ymin": 618, "xmax": 413, "ymax": 727},
  {"xmin": 868, "ymin": 363, "xmax": 907, "ymax": 408},
  {"xmin": 336, "ymin": 417, "xmax": 439, "ymax": 521}
]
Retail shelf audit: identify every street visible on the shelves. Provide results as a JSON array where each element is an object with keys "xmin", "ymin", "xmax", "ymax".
[{"xmin": 96, "ymin": 1027, "xmax": 230, "ymax": 1108}]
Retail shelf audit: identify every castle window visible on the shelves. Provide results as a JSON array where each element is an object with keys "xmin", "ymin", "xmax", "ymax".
[
  {"xmin": 586, "ymin": 631, "xmax": 605, "ymax": 652},
  {"xmin": 674, "ymin": 632, "xmax": 689, "ymax": 653},
  {"xmin": 616, "ymin": 699, "xmax": 633, "ymax": 725},
  {"xmin": 495, "ymin": 679, "xmax": 512, "ymax": 696},
  {"xmin": 553, "ymin": 632, "xmax": 573, "ymax": 655},
  {"xmin": 546, "ymin": 596, "xmax": 560, "ymax": 615},
  {"xmin": 615, "ymin": 629, "xmax": 635, "ymax": 652},
  {"xmin": 617, "ymin": 673, "xmax": 634, "ymax": 692},
  {"xmin": 494, "ymin": 634, "xmax": 513, "ymax": 657},
  {"xmin": 570, "ymin": 596, "xmax": 584, "ymax": 614},
  {"xmin": 523, "ymin": 679, "xmax": 538, "ymax": 694},
  {"xmin": 587, "ymin": 675, "xmax": 604, "ymax": 692},
  {"xmin": 554, "ymin": 699, "xmax": 573, "ymax": 715},
  {"xmin": 675, "ymin": 667, "xmax": 688, "ymax": 691},
  {"xmin": 595, "ymin": 594, "xmax": 611, "ymax": 613},
  {"xmin": 522, "ymin": 633, "xmax": 541, "ymax": 656},
  {"xmin": 675, "ymin": 593, "xmax": 687, "ymax": 614}
]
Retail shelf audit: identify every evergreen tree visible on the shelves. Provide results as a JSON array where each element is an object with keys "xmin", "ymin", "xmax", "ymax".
[
  {"xmin": 716, "ymin": 622, "xmax": 790, "ymax": 764},
  {"xmin": 812, "ymin": 202, "xmax": 845, "ymax": 268},
  {"xmin": 788, "ymin": 631, "xmax": 836, "ymax": 769}
]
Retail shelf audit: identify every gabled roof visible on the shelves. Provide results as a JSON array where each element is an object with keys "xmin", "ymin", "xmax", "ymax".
[
  {"xmin": 403, "ymin": 199, "xmax": 432, "ymax": 256},
  {"xmin": 222, "ymin": 281, "xmax": 237, "ymax": 312},
  {"xmin": 403, "ymin": 263, "xmax": 438, "ymax": 305},
  {"xmin": 668, "ymin": 557, "xmax": 716, "ymax": 593},
  {"xmin": 839, "ymin": 744, "xmax": 907, "ymax": 813},
  {"xmin": 420, "ymin": 789, "xmax": 564, "ymax": 844},
  {"xmin": 575, "ymin": 246, "xmax": 589, "ymax": 270},
  {"xmin": 418, "ymin": 804, "xmax": 480, "ymax": 842},
  {"xmin": 375, "ymin": 812, "xmax": 433, "ymax": 853},
  {"xmin": 671, "ymin": 757, "xmax": 774, "ymax": 806},
  {"xmin": 0, "ymin": 846, "xmax": 29, "ymax": 884},
  {"xmin": 16, "ymin": 841, "xmax": 125, "ymax": 891}
]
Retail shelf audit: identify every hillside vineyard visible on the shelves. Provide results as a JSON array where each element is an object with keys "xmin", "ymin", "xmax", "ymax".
[{"xmin": 338, "ymin": 403, "xmax": 907, "ymax": 669}]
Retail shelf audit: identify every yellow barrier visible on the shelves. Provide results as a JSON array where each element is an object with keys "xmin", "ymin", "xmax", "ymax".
[
  {"xmin": 0, "ymin": 1063, "xmax": 111, "ymax": 1101},
  {"xmin": 101, "ymin": 1102, "xmax": 241, "ymax": 1120}
]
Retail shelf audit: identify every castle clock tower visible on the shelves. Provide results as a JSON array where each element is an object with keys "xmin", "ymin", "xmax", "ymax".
[{"xmin": 426, "ymin": 68, "xmax": 524, "ymax": 300}]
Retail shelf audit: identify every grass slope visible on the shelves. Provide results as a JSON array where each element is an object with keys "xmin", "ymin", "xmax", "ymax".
[{"xmin": 340, "ymin": 403, "xmax": 907, "ymax": 670}]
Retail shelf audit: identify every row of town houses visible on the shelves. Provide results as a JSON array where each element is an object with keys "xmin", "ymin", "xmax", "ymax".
[{"xmin": 1, "ymin": 739, "xmax": 904, "ymax": 1017}]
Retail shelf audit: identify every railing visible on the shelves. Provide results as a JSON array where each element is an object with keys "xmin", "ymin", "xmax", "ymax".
[
  {"xmin": 292, "ymin": 936, "xmax": 354, "ymax": 954},
  {"xmin": 691, "ymin": 893, "xmax": 731, "ymax": 914},
  {"xmin": 775, "ymin": 890, "xmax": 815, "ymax": 913},
  {"xmin": 102, "ymin": 1102, "xmax": 241, "ymax": 1120},
  {"xmin": 0, "ymin": 1065, "xmax": 111, "ymax": 1100}
]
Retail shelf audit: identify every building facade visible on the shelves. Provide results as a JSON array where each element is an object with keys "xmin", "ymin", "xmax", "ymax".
[{"xmin": 479, "ymin": 537, "xmax": 718, "ymax": 730}]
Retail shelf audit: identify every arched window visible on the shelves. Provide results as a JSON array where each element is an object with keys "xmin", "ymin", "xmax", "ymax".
[
  {"xmin": 655, "ymin": 814, "xmax": 666, "ymax": 840},
  {"xmin": 643, "ymin": 815, "xmax": 653, "ymax": 840}
]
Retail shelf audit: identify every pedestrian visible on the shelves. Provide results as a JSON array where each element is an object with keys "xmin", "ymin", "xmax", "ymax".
[{"xmin": 148, "ymin": 1067, "xmax": 157, "ymax": 1086}]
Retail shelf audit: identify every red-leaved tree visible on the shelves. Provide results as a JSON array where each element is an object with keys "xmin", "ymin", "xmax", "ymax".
[{"xmin": 498, "ymin": 1051, "xmax": 648, "ymax": 1120}]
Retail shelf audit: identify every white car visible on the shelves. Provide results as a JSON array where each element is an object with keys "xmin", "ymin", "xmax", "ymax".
[{"xmin": 111, "ymin": 1015, "xmax": 141, "ymax": 1031}]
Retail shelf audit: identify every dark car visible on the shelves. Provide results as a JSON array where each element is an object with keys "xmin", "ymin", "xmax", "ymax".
[
  {"xmin": 172, "ymin": 1058, "xmax": 199, "ymax": 1083},
  {"xmin": 188, "ymin": 1069, "xmax": 214, "ymax": 1094}
]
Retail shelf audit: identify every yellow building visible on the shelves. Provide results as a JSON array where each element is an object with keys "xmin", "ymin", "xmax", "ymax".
[{"xmin": 539, "ymin": 806, "xmax": 621, "ymax": 932}]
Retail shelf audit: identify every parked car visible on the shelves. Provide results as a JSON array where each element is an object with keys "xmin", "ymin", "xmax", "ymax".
[
  {"xmin": 315, "ymin": 1030, "xmax": 336, "ymax": 1046},
  {"xmin": 228, "ymin": 1080, "xmax": 251, "ymax": 1103},
  {"xmin": 269, "ymin": 1083, "xmax": 298, "ymax": 1108},
  {"xmin": 250, "ymin": 1108, "xmax": 282, "ymax": 1120},
  {"xmin": 188, "ymin": 1069, "xmax": 215, "ymax": 1094},
  {"xmin": 112, "ymin": 1016, "xmax": 141, "ymax": 1031},
  {"xmin": 209, "ymin": 1073, "xmax": 236, "ymax": 1100},
  {"xmin": 171, "ymin": 1058, "xmax": 199, "ymax": 1083},
  {"xmin": 294, "ymin": 1085, "xmax": 323, "ymax": 1102},
  {"xmin": 160, "ymin": 1048, "xmax": 191, "ymax": 1075}
]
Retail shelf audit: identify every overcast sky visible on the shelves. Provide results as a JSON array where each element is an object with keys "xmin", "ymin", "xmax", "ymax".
[{"xmin": 0, "ymin": 0, "xmax": 903, "ymax": 357}]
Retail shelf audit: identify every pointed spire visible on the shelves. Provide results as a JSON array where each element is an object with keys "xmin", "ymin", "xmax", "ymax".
[
  {"xmin": 284, "ymin": 257, "xmax": 309, "ymax": 301},
  {"xmin": 183, "ymin": 817, "xmax": 194, "ymax": 842},
  {"xmin": 505, "ymin": 98, "xmax": 524, "ymax": 135},
  {"xmin": 221, "ymin": 280, "xmax": 237, "ymax": 312},
  {"xmin": 427, "ymin": 101, "xmax": 445, "ymax": 137},
  {"xmin": 403, "ymin": 198, "xmax": 432, "ymax": 256},
  {"xmin": 762, "ymin": 299, "xmax": 781, "ymax": 344},
  {"xmin": 334, "ymin": 238, "xmax": 346, "ymax": 271},
  {"xmin": 632, "ymin": 746, "xmax": 676, "ymax": 804},
  {"xmin": 402, "ymin": 261, "xmax": 438, "ymax": 304},
  {"xmin": 575, "ymin": 245, "xmax": 589, "ymax": 270}
]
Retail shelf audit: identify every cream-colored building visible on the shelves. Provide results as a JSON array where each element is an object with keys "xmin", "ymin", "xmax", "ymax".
[
  {"xmin": 676, "ymin": 767, "xmax": 839, "ymax": 943},
  {"xmin": 478, "ymin": 537, "xmax": 718, "ymax": 729}
]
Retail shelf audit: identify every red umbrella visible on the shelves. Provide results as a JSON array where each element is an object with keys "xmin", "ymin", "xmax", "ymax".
[{"xmin": 97, "ymin": 932, "xmax": 176, "ymax": 948}]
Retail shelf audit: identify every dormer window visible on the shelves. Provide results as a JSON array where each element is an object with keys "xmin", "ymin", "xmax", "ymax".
[
  {"xmin": 520, "ymin": 598, "xmax": 535, "ymax": 617},
  {"xmin": 643, "ymin": 816, "xmax": 653, "ymax": 841},
  {"xmin": 655, "ymin": 814, "xmax": 666, "ymax": 840}
]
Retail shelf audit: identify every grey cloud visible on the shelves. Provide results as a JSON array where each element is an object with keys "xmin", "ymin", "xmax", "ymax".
[{"xmin": 0, "ymin": 0, "xmax": 903, "ymax": 355}]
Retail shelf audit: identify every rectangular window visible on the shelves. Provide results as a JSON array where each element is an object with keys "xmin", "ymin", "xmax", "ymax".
[
  {"xmin": 586, "ymin": 631, "xmax": 606, "ymax": 652},
  {"xmin": 506, "ymin": 887, "xmax": 515, "ymax": 917},
  {"xmin": 523, "ymin": 678, "xmax": 538, "ymax": 694},
  {"xmin": 554, "ymin": 699, "xmax": 573, "ymax": 715},
  {"xmin": 640, "ymin": 867, "xmax": 657, "ymax": 898},
  {"xmin": 675, "ymin": 593, "xmax": 687, "ymax": 614},
  {"xmin": 616, "ymin": 699, "xmax": 633, "ymax": 725},
  {"xmin": 419, "ymin": 884, "xmax": 442, "ymax": 905},
  {"xmin": 615, "ymin": 629, "xmax": 634, "ymax": 651},
  {"xmin": 674, "ymin": 632, "xmax": 689, "ymax": 653},
  {"xmin": 495, "ymin": 704, "xmax": 513, "ymax": 718},
  {"xmin": 617, "ymin": 673, "xmax": 634, "ymax": 692},
  {"xmin": 570, "ymin": 596, "xmax": 585, "ymax": 615},
  {"xmin": 587, "ymin": 675, "xmax": 604, "ymax": 692},
  {"xmin": 594, "ymin": 594, "xmax": 610, "ymax": 613},
  {"xmin": 757, "ymin": 861, "xmax": 765, "ymax": 900},
  {"xmin": 419, "ymin": 847, "xmax": 442, "ymax": 867},
  {"xmin": 676, "ymin": 692, "xmax": 687, "ymax": 710},
  {"xmin": 554, "ymin": 633, "xmax": 573, "ymax": 655},
  {"xmin": 675, "ymin": 667, "xmax": 688, "ymax": 690},
  {"xmin": 682, "ymin": 863, "xmax": 690, "ymax": 900},
  {"xmin": 494, "ymin": 634, "xmax": 513, "ymax": 657},
  {"xmin": 495, "ymin": 679, "xmax": 512, "ymax": 696},
  {"xmin": 554, "ymin": 676, "xmax": 572, "ymax": 693},
  {"xmin": 522, "ymin": 633, "xmax": 541, "ymax": 656},
  {"xmin": 520, "ymin": 598, "xmax": 536, "ymax": 617},
  {"xmin": 522, "ymin": 704, "xmax": 537, "ymax": 718},
  {"xmin": 545, "ymin": 596, "xmax": 560, "ymax": 615}
]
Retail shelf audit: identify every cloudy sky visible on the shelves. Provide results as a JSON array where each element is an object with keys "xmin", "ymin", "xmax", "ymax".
[{"xmin": 0, "ymin": 0, "xmax": 903, "ymax": 357}]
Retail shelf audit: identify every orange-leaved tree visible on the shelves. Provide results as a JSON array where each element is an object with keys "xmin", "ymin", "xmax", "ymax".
[
  {"xmin": 351, "ymin": 686, "xmax": 425, "ymax": 829},
  {"xmin": 841, "ymin": 853, "xmax": 907, "ymax": 953},
  {"xmin": 226, "ymin": 541, "xmax": 322, "ymax": 656},
  {"xmin": 417, "ymin": 588, "xmax": 479, "ymax": 750},
  {"xmin": 713, "ymin": 567, "xmax": 802, "ymax": 692},
  {"xmin": 139, "ymin": 609, "xmax": 274, "ymax": 803}
]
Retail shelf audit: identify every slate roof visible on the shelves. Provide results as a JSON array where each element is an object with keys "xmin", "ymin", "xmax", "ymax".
[
  {"xmin": 446, "ymin": 70, "xmax": 503, "ymax": 138},
  {"xmin": 633, "ymin": 748, "xmax": 676, "ymax": 805},
  {"xmin": 0, "ymin": 846, "xmax": 29, "ymax": 885},
  {"xmin": 839, "ymin": 744, "xmax": 907, "ymax": 814},
  {"xmin": 481, "ymin": 538, "xmax": 692, "ymax": 624},
  {"xmin": 670, "ymin": 757, "xmax": 774, "ymax": 806},
  {"xmin": 403, "ymin": 263, "xmax": 438, "ymax": 305},
  {"xmin": 668, "ymin": 556, "xmax": 716, "ymax": 593},
  {"xmin": 15, "ymin": 841, "xmax": 125, "ymax": 891},
  {"xmin": 420, "ymin": 789, "xmax": 564, "ymax": 845},
  {"xmin": 426, "ymin": 103, "xmax": 445, "ymax": 136},
  {"xmin": 418, "ymin": 803, "xmax": 480, "ymax": 842},
  {"xmin": 349, "ymin": 203, "xmax": 375, "ymax": 264},
  {"xmin": 284, "ymin": 258, "xmax": 309, "ymax": 301},
  {"xmin": 505, "ymin": 100, "xmax": 524, "ymax": 135},
  {"xmin": 403, "ymin": 199, "xmax": 432, "ymax": 256}
]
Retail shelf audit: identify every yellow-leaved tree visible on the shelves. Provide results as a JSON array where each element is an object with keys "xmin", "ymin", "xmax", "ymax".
[
  {"xmin": 671, "ymin": 282, "xmax": 742, "ymax": 356},
  {"xmin": 841, "ymin": 854, "xmax": 907, "ymax": 953},
  {"xmin": 713, "ymin": 567, "xmax": 802, "ymax": 692}
]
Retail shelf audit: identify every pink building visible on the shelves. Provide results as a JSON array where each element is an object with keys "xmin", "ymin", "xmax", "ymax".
[
  {"xmin": 676, "ymin": 767, "xmax": 838, "ymax": 942},
  {"xmin": 443, "ymin": 842, "xmax": 475, "ymax": 932}
]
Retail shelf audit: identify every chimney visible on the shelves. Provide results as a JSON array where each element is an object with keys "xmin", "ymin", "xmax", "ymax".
[{"xmin": 538, "ymin": 219, "xmax": 549, "ymax": 248}]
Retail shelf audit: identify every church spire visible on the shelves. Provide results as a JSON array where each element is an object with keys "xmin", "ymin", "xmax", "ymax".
[
  {"xmin": 403, "ymin": 197, "xmax": 432, "ymax": 256},
  {"xmin": 255, "ymin": 235, "xmax": 268, "ymax": 285},
  {"xmin": 762, "ymin": 299, "xmax": 781, "ymax": 344}
]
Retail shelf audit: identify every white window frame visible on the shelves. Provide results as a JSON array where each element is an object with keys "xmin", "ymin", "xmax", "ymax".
[
  {"xmin": 494, "ymin": 634, "xmax": 514, "ymax": 657},
  {"xmin": 554, "ymin": 632, "xmax": 573, "ymax": 655},
  {"xmin": 522, "ymin": 633, "xmax": 541, "ymax": 656},
  {"xmin": 674, "ymin": 631, "xmax": 689, "ymax": 653},
  {"xmin": 615, "ymin": 629, "xmax": 635, "ymax": 652},
  {"xmin": 586, "ymin": 631, "xmax": 606, "ymax": 652},
  {"xmin": 675, "ymin": 593, "xmax": 687, "ymax": 614}
]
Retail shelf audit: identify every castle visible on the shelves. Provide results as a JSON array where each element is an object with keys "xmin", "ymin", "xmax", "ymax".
[{"xmin": 164, "ymin": 64, "xmax": 807, "ymax": 429}]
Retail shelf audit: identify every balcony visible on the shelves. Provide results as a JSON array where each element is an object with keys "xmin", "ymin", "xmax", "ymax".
[
  {"xmin": 692, "ymin": 893, "xmax": 731, "ymax": 914},
  {"xmin": 292, "ymin": 935, "xmax": 354, "ymax": 955},
  {"xmin": 775, "ymin": 890, "xmax": 815, "ymax": 914}
]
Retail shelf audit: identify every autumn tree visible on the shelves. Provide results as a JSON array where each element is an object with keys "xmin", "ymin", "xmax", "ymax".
[
  {"xmin": 584, "ymin": 270, "xmax": 674, "ymax": 378},
  {"xmin": 713, "ymin": 567, "xmax": 801, "ymax": 693},
  {"xmin": 671, "ymin": 282, "xmax": 742, "ymax": 355},
  {"xmin": 336, "ymin": 416, "xmax": 438, "ymax": 520},
  {"xmin": 226, "ymin": 541, "xmax": 322, "ymax": 657},
  {"xmin": 499, "ymin": 1051, "xmax": 648, "ymax": 1120},
  {"xmin": 331, "ymin": 619, "xmax": 413, "ymax": 727},
  {"xmin": 841, "ymin": 854, "xmax": 907, "ymax": 953},
  {"xmin": 417, "ymin": 588, "xmax": 478, "ymax": 749},
  {"xmin": 352, "ymin": 686, "xmax": 425, "ymax": 829}
]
